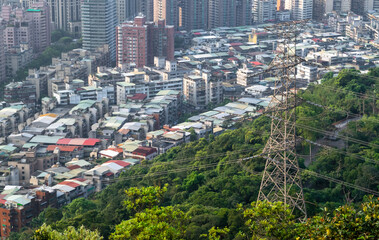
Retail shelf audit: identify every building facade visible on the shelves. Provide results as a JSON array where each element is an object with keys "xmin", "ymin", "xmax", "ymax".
[
  {"xmin": 253, "ymin": 0, "xmax": 277, "ymax": 23},
  {"xmin": 183, "ymin": 71, "xmax": 223, "ymax": 109},
  {"xmin": 208, "ymin": 0, "xmax": 252, "ymax": 29},
  {"xmin": 47, "ymin": 0, "xmax": 82, "ymax": 35},
  {"xmin": 81, "ymin": 0, "xmax": 118, "ymax": 61},
  {"xmin": 179, "ymin": 0, "xmax": 208, "ymax": 31},
  {"xmin": 154, "ymin": 0, "xmax": 178, "ymax": 28},
  {"xmin": 285, "ymin": 0, "xmax": 313, "ymax": 20},
  {"xmin": 116, "ymin": 0, "xmax": 139, "ymax": 23},
  {"xmin": 116, "ymin": 16, "xmax": 174, "ymax": 68},
  {"xmin": 0, "ymin": 26, "xmax": 5, "ymax": 83}
]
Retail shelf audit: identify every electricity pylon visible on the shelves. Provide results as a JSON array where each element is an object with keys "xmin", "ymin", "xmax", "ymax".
[{"xmin": 257, "ymin": 20, "xmax": 308, "ymax": 220}]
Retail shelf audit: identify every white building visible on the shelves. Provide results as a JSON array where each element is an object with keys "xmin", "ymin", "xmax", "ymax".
[
  {"xmin": 53, "ymin": 86, "xmax": 114, "ymax": 105},
  {"xmin": 296, "ymin": 63, "xmax": 318, "ymax": 82},
  {"xmin": 183, "ymin": 71, "xmax": 223, "ymax": 110},
  {"xmin": 285, "ymin": 0, "xmax": 313, "ymax": 20},
  {"xmin": 253, "ymin": 0, "xmax": 277, "ymax": 23},
  {"xmin": 236, "ymin": 65, "xmax": 259, "ymax": 86},
  {"xmin": 116, "ymin": 78, "xmax": 182, "ymax": 104},
  {"xmin": 245, "ymin": 85, "xmax": 270, "ymax": 98}
]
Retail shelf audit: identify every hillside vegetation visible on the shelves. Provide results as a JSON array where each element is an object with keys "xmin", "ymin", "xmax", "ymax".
[{"xmin": 13, "ymin": 69, "xmax": 379, "ymax": 239}]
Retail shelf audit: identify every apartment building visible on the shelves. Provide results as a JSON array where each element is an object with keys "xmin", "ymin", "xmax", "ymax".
[
  {"xmin": 81, "ymin": 0, "xmax": 117, "ymax": 61},
  {"xmin": 116, "ymin": 15, "xmax": 174, "ymax": 68},
  {"xmin": 183, "ymin": 70, "xmax": 224, "ymax": 110}
]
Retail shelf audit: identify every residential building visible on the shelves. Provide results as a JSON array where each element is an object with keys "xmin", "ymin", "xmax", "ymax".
[
  {"xmin": 0, "ymin": 187, "xmax": 57, "ymax": 238},
  {"xmin": 30, "ymin": 170, "xmax": 53, "ymax": 186},
  {"xmin": 47, "ymin": 0, "xmax": 81, "ymax": 35},
  {"xmin": 25, "ymin": 2, "xmax": 51, "ymax": 53},
  {"xmin": 116, "ymin": 15, "xmax": 174, "ymax": 68},
  {"xmin": 4, "ymin": 81, "xmax": 37, "ymax": 107},
  {"xmin": 0, "ymin": 166, "xmax": 19, "ymax": 186},
  {"xmin": 313, "ymin": 0, "xmax": 333, "ymax": 21},
  {"xmin": 253, "ymin": 0, "xmax": 277, "ymax": 23},
  {"xmin": 116, "ymin": 78, "xmax": 182, "ymax": 104},
  {"xmin": 236, "ymin": 65, "xmax": 260, "ymax": 86},
  {"xmin": 179, "ymin": 0, "xmax": 208, "ymax": 31},
  {"xmin": 0, "ymin": 26, "xmax": 6, "ymax": 83},
  {"xmin": 116, "ymin": 0, "xmax": 138, "ymax": 23},
  {"xmin": 84, "ymin": 160, "xmax": 131, "ymax": 191},
  {"xmin": 138, "ymin": 0, "xmax": 154, "ymax": 21},
  {"xmin": 0, "ymin": 105, "xmax": 32, "ymax": 139},
  {"xmin": 5, "ymin": 45, "xmax": 33, "ymax": 77},
  {"xmin": 153, "ymin": 0, "xmax": 178, "ymax": 29},
  {"xmin": 351, "ymin": 0, "xmax": 379, "ymax": 15},
  {"xmin": 208, "ymin": 0, "xmax": 252, "ymax": 29},
  {"xmin": 116, "ymin": 16, "xmax": 150, "ymax": 68},
  {"xmin": 277, "ymin": 0, "xmax": 286, "ymax": 10},
  {"xmin": 236, "ymin": 0, "xmax": 253, "ymax": 26},
  {"xmin": 296, "ymin": 62, "xmax": 318, "ymax": 82},
  {"xmin": 183, "ymin": 70, "xmax": 224, "ymax": 110},
  {"xmin": 285, "ymin": 0, "xmax": 313, "ymax": 20},
  {"xmin": 26, "ymin": 68, "xmax": 54, "ymax": 100},
  {"xmin": 125, "ymin": 146, "xmax": 158, "ymax": 160},
  {"xmin": 81, "ymin": 0, "xmax": 118, "ymax": 61}
]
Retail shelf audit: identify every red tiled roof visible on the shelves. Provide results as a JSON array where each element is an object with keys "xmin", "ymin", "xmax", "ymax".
[
  {"xmin": 250, "ymin": 61, "xmax": 263, "ymax": 66},
  {"xmin": 59, "ymin": 181, "xmax": 80, "ymax": 188},
  {"xmin": 72, "ymin": 178, "xmax": 87, "ymax": 182},
  {"xmin": 132, "ymin": 146, "xmax": 157, "ymax": 156},
  {"xmin": 230, "ymin": 42, "xmax": 243, "ymax": 46},
  {"xmin": 255, "ymin": 32, "xmax": 268, "ymax": 35},
  {"xmin": 118, "ymin": 129, "xmax": 130, "ymax": 135},
  {"xmin": 107, "ymin": 147, "xmax": 123, "ymax": 153},
  {"xmin": 105, "ymin": 172, "xmax": 114, "ymax": 177},
  {"xmin": 56, "ymin": 138, "xmax": 70, "ymax": 144},
  {"xmin": 57, "ymin": 138, "xmax": 101, "ymax": 146},
  {"xmin": 106, "ymin": 160, "xmax": 131, "ymax": 167},
  {"xmin": 0, "ymin": 199, "xmax": 6, "ymax": 204},
  {"xmin": 46, "ymin": 145, "xmax": 80, "ymax": 152},
  {"xmin": 128, "ymin": 93, "xmax": 147, "ymax": 100},
  {"xmin": 67, "ymin": 165, "xmax": 81, "ymax": 170}
]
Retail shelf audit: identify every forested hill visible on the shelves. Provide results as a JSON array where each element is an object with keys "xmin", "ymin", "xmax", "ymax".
[{"xmin": 19, "ymin": 69, "xmax": 379, "ymax": 239}]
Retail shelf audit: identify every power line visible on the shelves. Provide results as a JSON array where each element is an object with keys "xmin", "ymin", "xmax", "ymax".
[
  {"xmin": 263, "ymin": 156, "xmax": 379, "ymax": 196},
  {"xmin": 102, "ymin": 152, "xmax": 379, "ymax": 197},
  {"xmin": 265, "ymin": 113, "xmax": 379, "ymax": 149},
  {"xmin": 140, "ymin": 148, "xmax": 258, "ymax": 167},
  {"xmin": 295, "ymin": 78, "xmax": 378, "ymax": 100},
  {"xmin": 298, "ymin": 136, "xmax": 379, "ymax": 165}
]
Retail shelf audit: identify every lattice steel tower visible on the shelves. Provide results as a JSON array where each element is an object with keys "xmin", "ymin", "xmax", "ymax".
[{"xmin": 257, "ymin": 20, "xmax": 308, "ymax": 220}]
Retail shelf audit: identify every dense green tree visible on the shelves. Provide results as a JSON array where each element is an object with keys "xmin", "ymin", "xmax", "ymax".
[
  {"xmin": 33, "ymin": 224, "xmax": 102, "ymax": 240},
  {"xmin": 238, "ymin": 201, "xmax": 297, "ymax": 240},
  {"xmin": 61, "ymin": 198, "xmax": 97, "ymax": 219},
  {"xmin": 123, "ymin": 184, "xmax": 168, "ymax": 213},
  {"xmin": 296, "ymin": 197, "xmax": 379, "ymax": 239},
  {"xmin": 111, "ymin": 206, "xmax": 188, "ymax": 240}
]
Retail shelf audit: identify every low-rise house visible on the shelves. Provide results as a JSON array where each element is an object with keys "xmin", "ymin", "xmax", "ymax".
[
  {"xmin": 84, "ymin": 160, "xmax": 131, "ymax": 191},
  {"xmin": 0, "ymin": 186, "xmax": 57, "ymax": 238},
  {"xmin": 126, "ymin": 146, "xmax": 158, "ymax": 161},
  {"xmin": 0, "ymin": 166, "xmax": 19, "ymax": 186},
  {"xmin": 56, "ymin": 138, "xmax": 103, "ymax": 157},
  {"xmin": 30, "ymin": 170, "xmax": 53, "ymax": 186}
]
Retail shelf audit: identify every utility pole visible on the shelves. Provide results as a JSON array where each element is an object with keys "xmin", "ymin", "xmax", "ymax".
[{"xmin": 257, "ymin": 20, "xmax": 308, "ymax": 221}]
